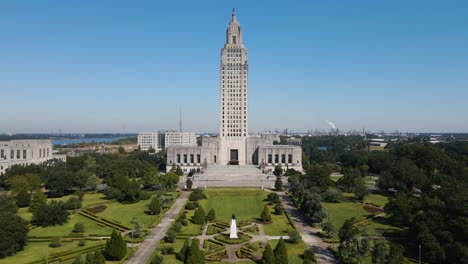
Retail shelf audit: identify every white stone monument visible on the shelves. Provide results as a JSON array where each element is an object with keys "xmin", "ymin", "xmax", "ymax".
[{"xmin": 230, "ymin": 214, "xmax": 238, "ymax": 239}]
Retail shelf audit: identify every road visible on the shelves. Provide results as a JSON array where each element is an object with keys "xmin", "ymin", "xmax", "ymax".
[
  {"xmin": 278, "ymin": 192, "xmax": 339, "ymax": 264},
  {"xmin": 124, "ymin": 191, "xmax": 189, "ymax": 264}
]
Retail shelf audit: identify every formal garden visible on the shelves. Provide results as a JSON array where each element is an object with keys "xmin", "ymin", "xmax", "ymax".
[{"xmin": 149, "ymin": 188, "xmax": 314, "ymax": 264}]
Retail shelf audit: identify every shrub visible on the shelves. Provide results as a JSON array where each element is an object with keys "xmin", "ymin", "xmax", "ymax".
[
  {"xmin": 160, "ymin": 246, "xmax": 175, "ymax": 255},
  {"xmin": 206, "ymin": 208, "xmax": 216, "ymax": 222},
  {"xmin": 189, "ymin": 189, "xmax": 206, "ymax": 201},
  {"xmin": 323, "ymin": 187, "xmax": 343, "ymax": 203},
  {"xmin": 148, "ymin": 197, "xmax": 161, "ymax": 215},
  {"xmin": 49, "ymin": 237, "xmax": 62, "ymax": 248},
  {"xmin": 16, "ymin": 190, "xmax": 31, "ymax": 208},
  {"xmin": 273, "ymin": 238, "xmax": 288, "ymax": 264},
  {"xmin": 192, "ymin": 207, "xmax": 206, "ymax": 224},
  {"xmin": 78, "ymin": 239, "xmax": 86, "ymax": 247},
  {"xmin": 105, "ymin": 230, "xmax": 127, "ymax": 260},
  {"xmin": 173, "ymin": 222, "xmax": 182, "ymax": 232},
  {"xmin": 185, "ymin": 202, "xmax": 196, "ymax": 210},
  {"xmin": 267, "ymin": 193, "xmax": 281, "ymax": 204},
  {"xmin": 275, "ymin": 177, "xmax": 283, "ymax": 191},
  {"xmin": 73, "ymin": 222, "xmax": 85, "ymax": 233},
  {"xmin": 164, "ymin": 229, "xmax": 177, "ymax": 243},
  {"xmin": 64, "ymin": 196, "xmax": 82, "ymax": 210},
  {"xmin": 180, "ymin": 219, "xmax": 188, "ymax": 226},
  {"xmin": 261, "ymin": 205, "xmax": 272, "ymax": 223},
  {"xmin": 274, "ymin": 204, "xmax": 283, "ymax": 215},
  {"xmin": 303, "ymin": 248, "xmax": 315, "ymax": 263},
  {"xmin": 151, "ymin": 255, "xmax": 163, "ymax": 264},
  {"xmin": 288, "ymin": 230, "xmax": 302, "ymax": 244}
]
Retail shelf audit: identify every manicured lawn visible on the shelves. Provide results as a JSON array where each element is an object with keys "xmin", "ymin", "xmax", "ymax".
[
  {"xmin": 363, "ymin": 193, "xmax": 388, "ymax": 208},
  {"xmin": 267, "ymin": 240, "xmax": 308, "ymax": 264},
  {"xmin": 262, "ymin": 205, "xmax": 294, "ymax": 236},
  {"xmin": 198, "ymin": 188, "xmax": 268, "ymax": 222},
  {"xmin": 29, "ymin": 213, "xmax": 113, "ymax": 237},
  {"xmin": 330, "ymin": 174, "xmax": 343, "ymax": 182},
  {"xmin": 322, "ymin": 200, "xmax": 370, "ymax": 233},
  {"xmin": 96, "ymin": 197, "xmax": 157, "ymax": 229},
  {"xmin": 362, "ymin": 215, "xmax": 404, "ymax": 236},
  {"xmin": 17, "ymin": 207, "xmax": 32, "ymax": 221},
  {"xmin": 82, "ymin": 192, "xmax": 109, "ymax": 208},
  {"xmin": 0, "ymin": 240, "xmax": 105, "ymax": 264}
]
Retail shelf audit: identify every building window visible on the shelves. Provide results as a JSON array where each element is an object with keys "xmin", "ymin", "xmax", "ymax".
[
  {"xmin": 275, "ymin": 154, "xmax": 279, "ymax": 163},
  {"xmin": 177, "ymin": 154, "xmax": 181, "ymax": 163},
  {"xmin": 190, "ymin": 154, "xmax": 194, "ymax": 163},
  {"xmin": 268, "ymin": 154, "xmax": 272, "ymax": 163},
  {"xmin": 23, "ymin": 150, "xmax": 27, "ymax": 159},
  {"xmin": 183, "ymin": 154, "xmax": 187, "ymax": 163},
  {"xmin": 288, "ymin": 154, "xmax": 292, "ymax": 164},
  {"xmin": 281, "ymin": 154, "xmax": 285, "ymax": 163},
  {"xmin": 0, "ymin": 149, "xmax": 3, "ymax": 158},
  {"xmin": 197, "ymin": 154, "xmax": 201, "ymax": 163},
  {"xmin": 17, "ymin": 150, "xmax": 20, "ymax": 159},
  {"xmin": 11, "ymin": 150, "xmax": 14, "ymax": 159}
]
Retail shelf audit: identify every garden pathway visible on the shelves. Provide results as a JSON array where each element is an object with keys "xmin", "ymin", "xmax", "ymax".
[
  {"xmin": 278, "ymin": 192, "xmax": 339, "ymax": 264},
  {"xmin": 124, "ymin": 191, "xmax": 190, "ymax": 264}
]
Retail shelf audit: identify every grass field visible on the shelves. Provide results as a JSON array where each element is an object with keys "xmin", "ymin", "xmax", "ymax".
[
  {"xmin": 198, "ymin": 189, "xmax": 267, "ymax": 222},
  {"xmin": 267, "ymin": 240, "xmax": 308, "ymax": 264},
  {"xmin": 363, "ymin": 193, "xmax": 389, "ymax": 208},
  {"xmin": 29, "ymin": 213, "xmax": 113, "ymax": 237},
  {"xmin": 322, "ymin": 199, "xmax": 370, "ymax": 231},
  {"xmin": 0, "ymin": 240, "xmax": 105, "ymax": 264}
]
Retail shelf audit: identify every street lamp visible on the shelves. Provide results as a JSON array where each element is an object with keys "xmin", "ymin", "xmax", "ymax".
[{"xmin": 419, "ymin": 244, "xmax": 421, "ymax": 264}]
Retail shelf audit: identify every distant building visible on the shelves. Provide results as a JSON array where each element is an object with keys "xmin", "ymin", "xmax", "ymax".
[
  {"xmin": 285, "ymin": 137, "xmax": 302, "ymax": 146},
  {"xmin": 0, "ymin": 139, "xmax": 66, "ymax": 175},
  {"xmin": 368, "ymin": 138, "xmax": 388, "ymax": 151},
  {"xmin": 138, "ymin": 131, "xmax": 197, "ymax": 152}
]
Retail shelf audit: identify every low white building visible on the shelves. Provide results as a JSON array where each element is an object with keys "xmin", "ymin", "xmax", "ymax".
[
  {"xmin": 138, "ymin": 131, "xmax": 197, "ymax": 152},
  {"xmin": 0, "ymin": 139, "xmax": 66, "ymax": 175}
]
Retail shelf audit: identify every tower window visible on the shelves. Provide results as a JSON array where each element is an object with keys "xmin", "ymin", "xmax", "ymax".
[{"xmin": 233, "ymin": 36, "xmax": 237, "ymax": 44}]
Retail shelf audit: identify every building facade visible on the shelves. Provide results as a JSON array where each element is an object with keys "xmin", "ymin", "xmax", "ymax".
[
  {"xmin": 138, "ymin": 131, "xmax": 197, "ymax": 152},
  {"xmin": 0, "ymin": 139, "xmax": 66, "ymax": 175},
  {"xmin": 166, "ymin": 10, "xmax": 302, "ymax": 173}
]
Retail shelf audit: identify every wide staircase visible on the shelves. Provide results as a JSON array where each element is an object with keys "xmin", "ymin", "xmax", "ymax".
[{"xmin": 193, "ymin": 165, "xmax": 275, "ymax": 188}]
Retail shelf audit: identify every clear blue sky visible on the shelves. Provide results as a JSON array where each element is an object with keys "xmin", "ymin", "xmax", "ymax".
[{"xmin": 1, "ymin": 1, "xmax": 467, "ymax": 134}]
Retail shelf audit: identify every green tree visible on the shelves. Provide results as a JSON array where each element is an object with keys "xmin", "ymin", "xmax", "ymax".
[
  {"xmin": 206, "ymin": 208, "xmax": 216, "ymax": 222},
  {"xmin": 322, "ymin": 220, "xmax": 335, "ymax": 238},
  {"xmin": 353, "ymin": 180, "xmax": 369, "ymax": 201},
  {"xmin": 274, "ymin": 238, "xmax": 288, "ymax": 264},
  {"xmin": 262, "ymin": 243, "xmax": 276, "ymax": 264},
  {"xmin": 49, "ymin": 237, "xmax": 62, "ymax": 248},
  {"xmin": 148, "ymin": 197, "xmax": 161, "ymax": 215},
  {"xmin": 73, "ymin": 222, "xmax": 85, "ymax": 233},
  {"xmin": 192, "ymin": 206, "xmax": 206, "ymax": 224},
  {"xmin": 85, "ymin": 250, "xmax": 106, "ymax": 264},
  {"xmin": 186, "ymin": 178, "xmax": 193, "ymax": 190},
  {"xmin": 175, "ymin": 165, "xmax": 184, "ymax": 176},
  {"xmin": 105, "ymin": 230, "xmax": 127, "ymax": 260},
  {"xmin": 387, "ymin": 243, "xmax": 404, "ymax": 264},
  {"xmin": 303, "ymin": 248, "xmax": 315, "ymax": 264},
  {"xmin": 275, "ymin": 176, "xmax": 283, "ymax": 191},
  {"xmin": 29, "ymin": 190, "xmax": 47, "ymax": 212},
  {"xmin": 371, "ymin": 239, "xmax": 388, "ymax": 264},
  {"xmin": 118, "ymin": 146, "xmax": 126, "ymax": 154},
  {"xmin": 64, "ymin": 196, "xmax": 82, "ymax": 211},
  {"xmin": 261, "ymin": 205, "xmax": 272, "ymax": 222},
  {"xmin": 301, "ymin": 191, "xmax": 325, "ymax": 223},
  {"xmin": 31, "ymin": 201, "xmax": 70, "ymax": 227},
  {"xmin": 8, "ymin": 173, "xmax": 40, "ymax": 194},
  {"xmin": 273, "ymin": 165, "xmax": 283, "ymax": 177},
  {"xmin": 0, "ymin": 212, "xmax": 29, "ymax": 258},
  {"xmin": 288, "ymin": 229, "xmax": 302, "ymax": 244},
  {"xmin": 16, "ymin": 190, "xmax": 31, "ymax": 207},
  {"xmin": 177, "ymin": 239, "xmax": 190, "ymax": 262},
  {"xmin": 187, "ymin": 239, "xmax": 204, "ymax": 264}
]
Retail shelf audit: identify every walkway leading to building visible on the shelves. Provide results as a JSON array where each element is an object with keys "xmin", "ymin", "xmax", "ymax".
[
  {"xmin": 193, "ymin": 165, "xmax": 276, "ymax": 187},
  {"xmin": 278, "ymin": 192, "xmax": 339, "ymax": 264},
  {"xmin": 124, "ymin": 191, "xmax": 189, "ymax": 264}
]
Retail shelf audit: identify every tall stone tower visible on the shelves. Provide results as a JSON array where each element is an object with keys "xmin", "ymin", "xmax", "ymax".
[{"xmin": 219, "ymin": 9, "xmax": 249, "ymax": 165}]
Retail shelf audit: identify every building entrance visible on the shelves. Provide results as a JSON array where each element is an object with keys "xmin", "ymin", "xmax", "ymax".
[{"xmin": 229, "ymin": 149, "xmax": 239, "ymax": 165}]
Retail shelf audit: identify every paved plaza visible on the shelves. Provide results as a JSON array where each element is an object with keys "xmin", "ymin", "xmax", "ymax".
[{"xmin": 192, "ymin": 165, "xmax": 277, "ymax": 188}]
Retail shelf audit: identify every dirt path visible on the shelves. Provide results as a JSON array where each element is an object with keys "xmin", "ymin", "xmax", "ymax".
[{"xmin": 124, "ymin": 191, "xmax": 189, "ymax": 264}]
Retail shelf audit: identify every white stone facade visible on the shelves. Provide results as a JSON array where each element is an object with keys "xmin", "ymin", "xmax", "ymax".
[
  {"xmin": 0, "ymin": 139, "xmax": 66, "ymax": 175},
  {"xmin": 219, "ymin": 10, "xmax": 249, "ymax": 165},
  {"xmin": 138, "ymin": 131, "xmax": 197, "ymax": 152},
  {"xmin": 166, "ymin": 10, "xmax": 302, "ymax": 174}
]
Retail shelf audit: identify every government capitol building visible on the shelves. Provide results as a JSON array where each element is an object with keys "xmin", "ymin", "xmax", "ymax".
[{"xmin": 166, "ymin": 11, "xmax": 301, "ymax": 174}]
